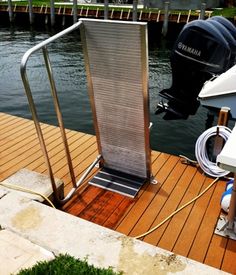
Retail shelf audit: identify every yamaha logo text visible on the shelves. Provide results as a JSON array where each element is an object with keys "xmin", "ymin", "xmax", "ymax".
[{"xmin": 178, "ymin": 42, "xmax": 201, "ymax": 57}]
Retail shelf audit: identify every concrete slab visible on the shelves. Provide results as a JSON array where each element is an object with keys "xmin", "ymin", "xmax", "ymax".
[
  {"xmin": 0, "ymin": 169, "xmax": 64, "ymax": 202},
  {"xmin": 0, "ymin": 229, "xmax": 54, "ymax": 275},
  {"xmin": 0, "ymin": 192, "xmax": 229, "ymax": 275}
]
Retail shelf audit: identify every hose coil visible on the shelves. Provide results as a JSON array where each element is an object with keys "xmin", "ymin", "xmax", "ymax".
[{"xmin": 195, "ymin": 125, "xmax": 231, "ymax": 177}]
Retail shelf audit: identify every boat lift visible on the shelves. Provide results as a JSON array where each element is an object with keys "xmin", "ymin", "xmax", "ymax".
[{"xmin": 20, "ymin": 19, "xmax": 152, "ymax": 205}]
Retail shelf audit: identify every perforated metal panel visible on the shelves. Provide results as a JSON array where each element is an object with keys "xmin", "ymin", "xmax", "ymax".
[{"xmin": 81, "ymin": 19, "xmax": 150, "ymax": 179}]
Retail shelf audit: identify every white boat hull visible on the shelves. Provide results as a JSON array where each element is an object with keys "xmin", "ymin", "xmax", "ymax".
[
  {"xmin": 199, "ymin": 93, "xmax": 236, "ymax": 118},
  {"xmin": 198, "ymin": 64, "xmax": 236, "ymax": 119}
]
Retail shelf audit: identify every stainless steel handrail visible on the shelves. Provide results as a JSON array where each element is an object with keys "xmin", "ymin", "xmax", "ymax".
[{"xmin": 20, "ymin": 20, "xmax": 101, "ymax": 205}]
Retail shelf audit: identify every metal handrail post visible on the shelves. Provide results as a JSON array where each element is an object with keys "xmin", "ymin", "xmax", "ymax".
[
  {"xmin": 42, "ymin": 46, "xmax": 77, "ymax": 188},
  {"xmin": 20, "ymin": 20, "xmax": 101, "ymax": 205},
  {"xmin": 20, "ymin": 62, "xmax": 59, "ymax": 199}
]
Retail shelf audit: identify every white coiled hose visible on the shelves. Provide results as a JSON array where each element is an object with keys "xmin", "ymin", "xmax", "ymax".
[{"xmin": 195, "ymin": 125, "xmax": 232, "ymax": 177}]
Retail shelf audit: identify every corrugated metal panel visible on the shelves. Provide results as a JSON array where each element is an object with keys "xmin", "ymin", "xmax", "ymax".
[{"xmin": 81, "ymin": 19, "xmax": 150, "ymax": 179}]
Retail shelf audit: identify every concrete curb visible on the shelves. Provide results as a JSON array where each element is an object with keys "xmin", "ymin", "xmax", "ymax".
[{"xmin": 0, "ymin": 170, "xmax": 230, "ymax": 274}]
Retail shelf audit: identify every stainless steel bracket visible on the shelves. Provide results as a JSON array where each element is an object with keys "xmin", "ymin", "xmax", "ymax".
[{"xmin": 215, "ymin": 214, "xmax": 236, "ymax": 240}]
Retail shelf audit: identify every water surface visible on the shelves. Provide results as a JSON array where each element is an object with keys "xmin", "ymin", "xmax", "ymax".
[{"xmin": 0, "ymin": 24, "xmax": 211, "ymax": 159}]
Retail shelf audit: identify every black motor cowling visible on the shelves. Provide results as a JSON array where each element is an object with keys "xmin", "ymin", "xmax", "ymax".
[{"xmin": 156, "ymin": 17, "xmax": 236, "ymax": 120}]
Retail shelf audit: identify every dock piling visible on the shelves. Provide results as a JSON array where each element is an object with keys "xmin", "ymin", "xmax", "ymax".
[
  {"xmin": 50, "ymin": 0, "xmax": 55, "ymax": 26},
  {"xmin": 162, "ymin": 1, "xmax": 169, "ymax": 36},
  {"xmin": 133, "ymin": 0, "xmax": 138, "ymax": 21},
  {"xmin": 28, "ymin": 0, "xmax": 34, "ymax": 24},
  {"xmin": 104, "ymin": 0, "xmax": 109, "ymax": 20},
  {"xmin": 200, "ymin": 2, "xmax": 206, "ymax": 19},
  {"xmin": 72, "ymin": 0, "xmax": 77, "ymax": 23},
  {"xmin": 7, "ymin": 0, "xmax": 13, "ymax": 23}
]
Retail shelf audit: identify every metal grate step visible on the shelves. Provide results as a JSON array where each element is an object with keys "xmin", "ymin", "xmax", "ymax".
[{"xmin": 89, "ymin": 168, "xmax": 146, "ymax": 198}]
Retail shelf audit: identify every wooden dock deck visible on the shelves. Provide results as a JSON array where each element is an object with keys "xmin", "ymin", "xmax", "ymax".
[{"xmin": 1, "ymin": 112, "xmax": 235, "ymax": 274}]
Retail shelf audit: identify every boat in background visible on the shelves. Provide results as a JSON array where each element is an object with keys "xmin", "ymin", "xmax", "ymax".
[
  {"xmin": 156, "ymin": 16, "xmax": 236, "ymax": 120},
  {"xmin": 198, "ymin": 63, "xmax": 236, "ymax": 119}
]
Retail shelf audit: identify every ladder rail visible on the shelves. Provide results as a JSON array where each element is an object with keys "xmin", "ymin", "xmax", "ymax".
[
  {"xmin": 42, "ymin": 46, "xmax": 77, "ymax": 187},
  {"xmin": 20, "ymin": 21, "xmax": 101, "ymax": 205}
]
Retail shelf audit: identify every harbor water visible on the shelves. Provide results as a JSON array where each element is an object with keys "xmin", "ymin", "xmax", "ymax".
[{"xmin": 0, "ymin": 23, "xmax": 212, "ymax": 159}]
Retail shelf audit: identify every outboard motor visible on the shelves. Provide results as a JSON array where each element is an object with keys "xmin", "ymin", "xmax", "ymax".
[
  {"xmin": 207, "ymin": 18, "xmax": 236, "ymax": 67},
  {"xmin": 156, "ymin": 17, "xmax": 236, "ymax": 120},
  {"xmin": 210, "ymin": 16, "xmax": 236, "ymax": 40}
]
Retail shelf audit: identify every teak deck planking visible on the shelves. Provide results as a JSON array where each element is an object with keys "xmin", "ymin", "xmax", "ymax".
[{"xmin": 1, "ymin": 112, "xmax": 236, "ymax": 274}]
